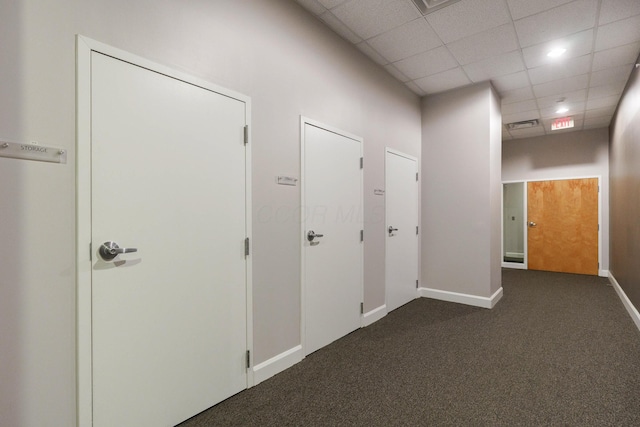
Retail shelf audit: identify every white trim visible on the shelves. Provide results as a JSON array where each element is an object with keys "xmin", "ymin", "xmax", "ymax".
[
  {"xmin": 300, "ymin": 116, "xmax": 364, "ymax": 357},
  {"xmin": 76, "ymin": 35, "xmax": 253, "ymax": 426},
  {"xmin": 609, "ymin": 273, "xmax": 640, "ymax": 332},
  {"xmin": 502, "ymin": 262, "xmax": 527, "ymax": 270},
  {"xmin": 362, "ymin": 305, "xmax": 387, "ymax": 327},
  {"xmin": 599, "ymin": 269, "xmax": 609, "ymax": 278},
  {"xmin": 252, "ymin": 346, "xmax": 304, "ymax": 386},
  {"xmin": 419, "ymin": 287, "xmax": 503, "ymax": 309}
]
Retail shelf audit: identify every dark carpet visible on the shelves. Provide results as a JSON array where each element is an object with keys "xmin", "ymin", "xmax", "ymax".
[{"xmin": 179, "ymin": 269, "xmax": 640, "ymax": 426}]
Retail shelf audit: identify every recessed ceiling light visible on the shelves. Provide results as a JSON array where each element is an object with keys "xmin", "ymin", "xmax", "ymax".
[
  {"xmin": 547, "ymin": 48, "xmax": 567, "ymax": 58},
  {"xmin": 556, "ymin": 106, "xmax": 569, "ymax": 114}
]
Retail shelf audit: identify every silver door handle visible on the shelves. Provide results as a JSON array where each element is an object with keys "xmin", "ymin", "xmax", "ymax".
[
  {"xmin": 99, "ymin": 241, "xmax": 138, "ymax": 261},
  {"xmin": 307, "ymin": 230, "xmax": 324, "ymax": 242},
  {"xmin": 529, "ymin": 221, "xmax": 537, "ymax": 228},
  {"xmin": 388, "ymin": 226, "xmax": 398, "ymax": 234}
]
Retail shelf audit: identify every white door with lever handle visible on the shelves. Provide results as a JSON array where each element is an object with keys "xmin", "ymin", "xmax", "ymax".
[
  {"xmin": 89, "ymin": 51, "xmax": 249, "ymax": 427},
  {"xmin": 302, "ymin": 120, "xmax": 363, "ymax": 356}
]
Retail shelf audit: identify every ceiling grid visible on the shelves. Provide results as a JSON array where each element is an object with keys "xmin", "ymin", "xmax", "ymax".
[{"xmin": 295, "ymin": 0, "xmax": 640, "ymax": 139}]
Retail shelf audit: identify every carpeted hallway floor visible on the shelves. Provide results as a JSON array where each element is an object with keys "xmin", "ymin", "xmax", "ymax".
[{"xmin": 179, "ymin": 269, "xmax": 640, "ymax": 426}]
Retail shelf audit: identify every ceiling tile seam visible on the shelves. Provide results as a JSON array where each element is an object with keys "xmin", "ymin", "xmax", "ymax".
[
  {"xmin": 501, "ymin": 0, "xmax": 541, "ymax": 133},
  {"xmin": 360, "ymin": 16, "xmax": 436, "ymax": 44},
  {"xmin": 583, "ymin": 0, "xmax": 604, "ymax": 122}
]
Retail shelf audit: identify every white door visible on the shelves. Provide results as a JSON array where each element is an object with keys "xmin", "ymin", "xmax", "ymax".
[
  {"xmin": 91, "ymin": 52, "xmax": 248, "ymax": 427},
  {"xmin": 302, "ymin": 120, "xmax": 363, "ymax": 356},
  {"xmin": 385, "ymin": 150, "xmax": 419, "ymax": 312}
]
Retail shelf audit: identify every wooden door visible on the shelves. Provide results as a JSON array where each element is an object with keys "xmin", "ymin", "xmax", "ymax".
[
  {"xmin": 91, "ymin": 52, "xmax": 248, "ymax": 427},
  {"xmin": 303, "ymin": 121, "xmax": 363, "ymax": 356},
  {"xmin": 527, "ymin": 178, "xmax": 598, "ymax": 275}
]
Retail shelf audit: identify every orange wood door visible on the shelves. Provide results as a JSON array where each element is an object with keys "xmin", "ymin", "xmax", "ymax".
[{"xmin": 527, "ymin": 178, "xmax": 598, "ymax": 275}]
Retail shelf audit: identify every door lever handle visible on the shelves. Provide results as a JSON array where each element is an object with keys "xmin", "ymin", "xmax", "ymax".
[
  {"xmin": 99, "ymin": 241, "xmax": 138, "ymax": 261},
  {"xmin": 388, "ymin": 226, "xmax": 398, "ymax": 234},
  {"xmin": 307, "ymin": 230, "xmax": 324, "ymax": 242}
]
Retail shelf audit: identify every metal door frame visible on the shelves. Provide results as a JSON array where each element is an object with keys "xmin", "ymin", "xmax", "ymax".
[{"xmin": 76, "ymin": 35, "xmax": 253, "ymax": 426}]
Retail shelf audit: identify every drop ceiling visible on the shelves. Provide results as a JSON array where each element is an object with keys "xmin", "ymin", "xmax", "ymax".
[{"xmin": 295, "ymin": 0, "xmax": 640, "ymax": 139}]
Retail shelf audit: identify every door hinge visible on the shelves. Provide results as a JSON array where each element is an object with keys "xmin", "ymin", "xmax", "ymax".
[
  {"xmin": 244, "ymin": 237, "xmax": 250, "ymax": 257},
  {"xmin": 416, "ymin": 172, "xmax": 418, "ymax": 181},
  {"xmin": 246, "ymin": 350, "xmax": 251, "ymax": 369},
  {"xmin": 360, "ymin": 302, "xmax": 364, "ymax": 314},
  {"xmin": 360, "ymin": 157, "xmax": 363, "ymax": 169},
  {"xmin": 244, "ymin": 125, "xmax": 249, "ymax": 145},
  {"xmin": 89, "ymin": 242, "xmax": 92, "ymax": 261},
  {"xmin": 416, "ymin": 226, "xmax": 419, "ymax": 235},
  {"xmin": 416, "ymin": 280, "xmax": 419, "ymax": 289},
  {"xmin": 360, "ymin": 229, "xmax": 364, "ymax": 242},
  {"xmin": 598, "ymin": 224, "xmax": 600, "ymax": 231}
]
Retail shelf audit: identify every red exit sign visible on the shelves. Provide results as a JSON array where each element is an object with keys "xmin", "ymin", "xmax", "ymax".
[{"xmin": 551, "ymin": 117, "xmax": 574, "ymax": 131}]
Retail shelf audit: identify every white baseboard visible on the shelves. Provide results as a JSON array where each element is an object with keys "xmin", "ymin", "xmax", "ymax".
[
  {"xmin": 362, "ymin": 304, "xmax": 387, "ymax": 327},
  {"xmin": 609, "ymin": 273, "xmax": 640, "ymax": 332},
  {"xmin": 419, "ymin": 286, "xmax": 503, "ymax": 309},
  {"xmin": 599, "ymin": 269, "xmax": 609, "ymax": 278},
  {"xmin": 252, "ymin": 345, "xmax": 303, "ymax": 385}
]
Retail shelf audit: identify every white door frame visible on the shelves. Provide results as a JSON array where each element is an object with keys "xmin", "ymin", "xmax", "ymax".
[
  {"xmin": 501, "ymin": 175, "xmax": 603, "ymax": 276},
  {"xmin": 384, "ymin": 148, "xmax": 419, "ymax": 310},
  {"xmin": 299, "ymin": 116, "xmax": 364, "ymax": 355},
  {"xmin": 76, "ymin": 35, "xmax": 253, "ymax": 426}
]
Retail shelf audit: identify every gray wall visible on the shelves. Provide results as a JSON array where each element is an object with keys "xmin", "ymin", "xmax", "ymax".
[
  {"xmin": 0, "ymin": 1, "xmax": 421, "ymax": 425},
  {"xmin": 421, "ymin": 82, "xmax": 502, "ymax": 298},
  {"xmin": 502, "ymin": 128, "xmax": 610, "ymax": 272},
  {"xmin": 609, "ymin": 60, "xmax": 640, "ymax": 311}
]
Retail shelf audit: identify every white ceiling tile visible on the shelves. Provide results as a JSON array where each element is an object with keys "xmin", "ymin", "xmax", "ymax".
[
  {"xmin": 595, "ymin": 14, "xmax": 640, "ymax": 51},
  {"xmin": 586, "ymin": 94, "xmax": 620, "ymax": 109},
  {"xmin": 537, "ymin": 89, "xmax": 587, "ymax": 108},
  {"xmin": 319, "ymin": 12, "xmax": 363, "ymax": 43},
  {"xmin": 508, "ymin": 126, "xmax": 547, "ymax": 138},
  {"xmin": 500, "ymin": 86, "xmax": 535, "ymax": 104},
  {"xmin": 507, "ymin": 0, "xmax": 575, "ymax": 20},
  {"xmin": 522, "ymin": 30, "xmax": 594, "ymax": 69},
  {"xmin": 540, "ymin": 101, "xmax": 585, "ymax": 118},
  {"xmin": 492, "ymin": 71, "xmax": 531, "ymax": 92},
  {"xmin": 384, "ymin": 64, "xmax": 411, "ymax": 82},
  {"xmin": 514, "ymin": 0, "xmax": 598, "ymax": 48},
  {"xmin": 367, "ymin": 19, "xmax": 442, "ymax": 62},
  {"xmin": 414, "ymin": 67, "xmax": 471, "ymax": 94},
  {"xmin": 589, "ymin": 64, "xmax": 633, "ymax": 87},
  {"xmin": 503, "ymin": 132, "xmax": 514, "ymax": 140},
  {"xmin": 598, "ymin": 0, "xmax": 640, "ymax": 25},
  {"xmin": 587, "ymin": 82, "xmax": 627, "ymax": 100},
  {"xmin": 394, "ymin": 46, "xmax": 458, "ymax": 80},
  {"xmin": 405, "ymin": 81, "xmax": 426, "ymax": 96},
  {"xmin": 528, "ymin": 54, "xmax": 592, "ymax": 85},
  {"xmin": 592, "ymin": 42, "xmax": 640, "ymax": 71},
  {"xmin": 296, "ymin": 0, "xmax": 327, "ymax": 15},
  {"xmin": 425, "ymin": 0, "xmax": 511, "ymax": 44},
  {"xmin": 446, "ymin": 24, "xmax": 519, "ymax": 65},
  {"xmin": 463, "ymin": 50, "xmax": 525, "ymax": 82},
  {"xmin": 331, "ymin": 0, "xmax": 422, "ymax": 39},
  {"xmin": 503, "ymin": 110, "xmax": 541, "ymax": 124},
  {"xmin": 533, "ymin": 73, "xmax": 589, "ymax": 97},
  {"xmin": 585, "ymin": 106, "xmax": 616, "ymax": 119},
  {"xmin": 583, "ymin": 115, "xmax": 612, "ymax": 128},
  {"xmin": 502, "ymin": 99, "xmax": 539, "ymax": 115},
  {"xmin": 355, "ymin": 41, "xmax": 389, "ymax": 65}
]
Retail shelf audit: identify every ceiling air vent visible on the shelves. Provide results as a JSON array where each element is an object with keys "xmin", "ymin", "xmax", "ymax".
[
  {"xmin": 411, "ymin": 0, "xmax": 465, "ymax": 15},
  {"xmin": 506, "ymin": 119, "xmax": 540, "ymax": 131}
]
